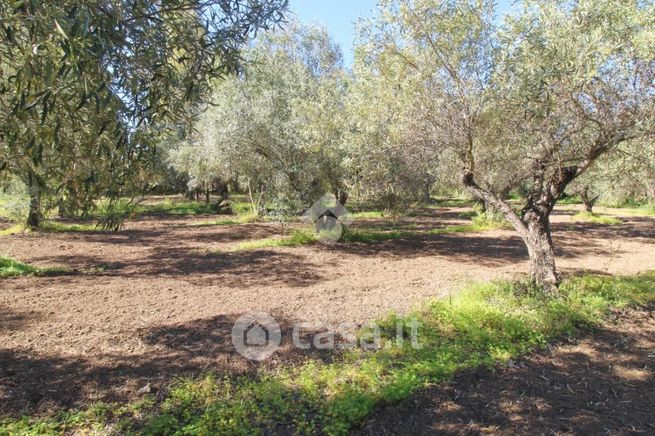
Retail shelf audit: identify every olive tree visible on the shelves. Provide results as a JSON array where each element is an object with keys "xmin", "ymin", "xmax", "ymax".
[
  {"xmin": 359, "ymin": 0, "xmax": 655, "ymax": 290},
  {"xmin": 0, "ymin": 0, "xmax": 286, "ymax": 228},
  {"xmin": 347, "ymin": 37, "xmax": 442, "ymax": 210},
  {"xmin": 568, "ymin": 139, "xmax": 655, "ymax": 210},
  {"xmin": 169, "ymin": 21, "xmax": 348, "ymax": 214}
]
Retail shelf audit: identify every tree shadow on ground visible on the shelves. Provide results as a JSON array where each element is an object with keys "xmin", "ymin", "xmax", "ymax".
[
  {"xmin": 326, "ymin": 212, "xmax": 654, "ymax": 266},
  {"xmin": 553, "ymin": 216, "xmax": 655, "ymax": 241},
  {"xmin": 22, "ymin": 225, "xmax": 625, "ymax": 278},
  {"xmin": 324, "ymin": 230, "xmax": 617, "ymax": 267},
  {"xmin": 0, "ymin": 307, "xmax": 43, "ymax": 333},
  {"xmin": 350, "ymin": 208, "xmax": 473, "ymax": 229},
  {"xmin": 0, "ymin": 312, "xmax": 340, "ymax": 417},
  {"xmin": 26, "ymin": 248, "xmax": 334, "ymax": 289},
  {"xmin": 76, "ymin": 222, "xmax": 281, "ymax": 246},
  {"xmin": 356, "ymin": 306, "xmax": 655, "ymax": 435},
  {"xmin": 10, "ymin": 208, "xmax": 652, "ymax": 281}
]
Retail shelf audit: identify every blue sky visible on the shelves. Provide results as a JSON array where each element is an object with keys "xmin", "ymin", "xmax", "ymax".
[{"xmin": 290, "ymin": 0, "xmax": 513, "ymax": 66}]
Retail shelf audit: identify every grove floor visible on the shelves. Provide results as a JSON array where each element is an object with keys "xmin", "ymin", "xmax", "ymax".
[
  {"xmin": 0, "ymin": 205, "xmax": 653, "ymax": 416},
  {"xmin": 357, "ymin": 305, "xmax": 655, "ymax": 435}
]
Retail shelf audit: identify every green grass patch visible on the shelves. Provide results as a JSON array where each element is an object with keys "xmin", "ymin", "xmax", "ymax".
[
  {"xmin": 0, "ymin": 399, "xmax": 156, "ymax": 435},
  {"xmin": 470, "ymin": 213, "xmax": 514, "ymax": 229},
  {"xmin": 0, "ymin": 255, "xmax": 67, "ymax": 278},
  {"xmin": 229, "ymin": 216, "xmax": 511, "ymax": 251},
  {"xmin": 433, "ymin": 197, "xmax": 476, "ymax": 208},
  {"xmin": 642, "ymin": 205, "xmax": 655, "ymax": 216},
  {"xmin": 572, "ymin": 211, "xmax": 622, "ymax": 225},
  {"xmin": 564, "ymin": 203, "xmax": 655, "ymax": 218},
  {"xmin": 558, "ymin": 194, "xmax": 582, "ymax": 205},
  {"xmin": 188, "ymin": 219, "xmax": 241, "ymax": 227},
  {"xmin": 131, "ymin": 198, "xmax": 261, "ymax": 219},
  {"xmin": 340, "ymin": 227, "xmax": 415, "ymax": 243},
  {"xmin": 351, "ymin": 210, "xmax": 386, "ymax": 219},
  {"xmin": 615, "ymin": 204, "xmax": 655, "ymax": 217},
  {"xmin": 342, "ymin": 217, "xmax": 510, "ymax": 244},
  {"xmin": 188, "ymin": 213, "xmax": 261, "ymax": 228},
  {"xmin": 137, "ymin": 199, "xmax": 216, "ymax": 216},
  {"xmin": 5, "ymin": 272, "xmax": 653, "ymax": 434},
  {"xmin": 39, "ymin": 221, "xmax": 99, "ymax": 233},
  {"xmin": 0, "ymin": 223, "xmax": 27, "ymax": 236},
  {"xmin": 0, "ymin": 221, "xmax": 99, "ymax": 235},
  {"xmin": 457, "ymin": 210, "xmax": 478, "ymax": 219},
  {"xmin": 231, "ymin": 200, "xmax": 257, "ymax": 216},
  {"xmin": 231, "ymin": 229, "xmax": 317, "ymax": 251}
]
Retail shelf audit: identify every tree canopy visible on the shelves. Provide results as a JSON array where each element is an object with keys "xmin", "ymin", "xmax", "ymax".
[
  {"xmin": 357, "ymin": 0, "xmax": 655, "ymax": 289},
  {"xmin": 0, "ymin": 0, "xmax": 287, "ymax": 227},
  {"xmin": 167, "ymin": 20, "xmax": 348, "ymax": 214},
  {"xmin": 1, "ymin": 0, "xmax": 653, "ymax": 290}
]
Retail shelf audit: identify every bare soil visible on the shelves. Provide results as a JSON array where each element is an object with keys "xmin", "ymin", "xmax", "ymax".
[
  {"xmin": 356, "ymin": 305, "xmax": 655, "ymax": 435},
  {"xmin": 0, "ymin": 206, "xmax": 654, "ymax": 416}
]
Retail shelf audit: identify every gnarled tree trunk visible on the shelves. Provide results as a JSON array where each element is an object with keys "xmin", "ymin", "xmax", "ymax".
[
  {"xmin": 26, "ymin": 171, "xmax": 42, "ymax": 229},
  {"xmin": 336, "ymin": 190, "xmax": 348, "ymax": 206},
  {"xmin": 27, "ymin": 189, "xmax": 42, "ymax": 228},
  {"xmin": 647, "ymin": 179, "xmax": 655, "ymax": 204},
  {"xmin": 578, "ymin": 186, "xmax": 599, "ymax": 213},
  {"xmin": 462, "ymin": 171, "xmax": 565, "ymax": 293},
  {"xmin": 421, "ymin": 179, "xmax": 434, "ymax": 204},
  {"xmin": 460, "ymin": 128, "xmax": 629, "ymax": 293},
  {"xmin": 523, "ymin": 209, "xmax": 559, "ymax": 291}
]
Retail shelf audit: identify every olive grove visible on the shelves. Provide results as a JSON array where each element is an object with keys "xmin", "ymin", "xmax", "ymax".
[
  {"xmin": 1, "ymin": 0, "xmax": 654, "ymax": 292},
  {"xmin": 0, "ymin": 0, "xmax": 287, "ymax": 228},
  {"xmin": 167, "ymin": 21, "xmax": 350, "ymax": 215},
  {"xmin": 358, "ymin": 0, "xmax": 654, "ymax": 290}
]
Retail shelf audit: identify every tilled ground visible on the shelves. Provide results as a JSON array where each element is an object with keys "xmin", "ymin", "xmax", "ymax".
[
  {"xmin": 0, "ymin": 206, "xmax": 653, "ymax": 416},
  {"xmin": 357, "ymin": 305, "xmax": 655, "ymax": 435}
]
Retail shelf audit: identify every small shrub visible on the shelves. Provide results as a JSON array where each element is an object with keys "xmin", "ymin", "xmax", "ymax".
[{"xmin": 95, "ymin": 198, "xmax": 139, "ymax": 231}]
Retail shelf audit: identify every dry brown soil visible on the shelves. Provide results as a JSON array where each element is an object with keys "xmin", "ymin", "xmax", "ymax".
[
  {"xmin": 357, "ymin": 305, "xmax": 655, "ymax": 435},
  {"xmin": 0, "ymin": 205, "xmax": 653, "ymax": 416}
]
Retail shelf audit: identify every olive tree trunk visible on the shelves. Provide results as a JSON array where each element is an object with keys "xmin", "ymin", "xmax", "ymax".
[
  {"xmin": 476, "ymin": 198, "xmax": 487, "ymax": 214},
  {"xmin": 523, "ymin": 209, "xmax": 559, "ymax": 290},
  {"xmin": 460, "ymin": 132, "xmax": 629, "ymax": 293},
  {"xmin": 336, "ymin": 190, "xmax": 348, "ymax": 206},
  {"xmin": 579, "ymin": 186, "xmax": 598, "ymax": 213},
  {"xmin": 463, "ymin": 173, "xmax": 561, "ymax": 293},
  {"xmin": 26, "ymin": 171, "xmax": 43, "ymax": 228},
  {"xmin": 647, "ymin": 179, "xmax": 655, "ymax": 204},
  {"xmin": 27, "ymin": 189, "xmax": 42, "ymax": 228}
]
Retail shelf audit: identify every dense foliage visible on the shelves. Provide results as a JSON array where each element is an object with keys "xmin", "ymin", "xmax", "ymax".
[
  {"xmin": 0, "ymin": 0, "xmax": 287, "ymax": 227},
  {"xmin": 1, "ymin": 0, "xmax": 654, "ymax": 285}
]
